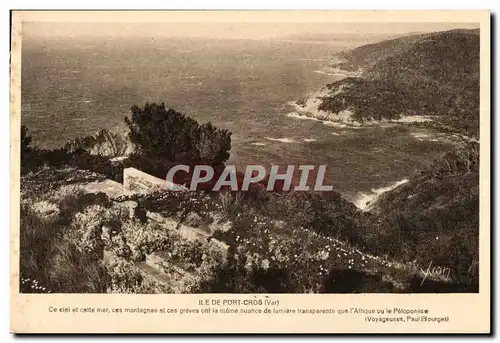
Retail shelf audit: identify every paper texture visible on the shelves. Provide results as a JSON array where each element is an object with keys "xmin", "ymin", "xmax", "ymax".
[{"xmin": 10, "ymin": 10, "xmax": 490, "ymax": 334}]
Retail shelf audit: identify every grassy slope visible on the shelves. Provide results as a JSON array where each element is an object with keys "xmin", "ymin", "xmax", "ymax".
[
  {"xmin": 365, "ymin": 142, "xmax": 479, "ymax": 286},
  {"xmin": 20, "ymin": 162, "xmax": 477, "ymax": 293}
]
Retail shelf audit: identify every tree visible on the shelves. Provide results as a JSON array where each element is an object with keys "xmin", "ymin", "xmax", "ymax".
[
  {"xmin": 125, "ymin": 102, "xmax": 231, "ymax": 166},
  {"xmin": 196, "ymin": 122, "xmax": 231, "ymax": 165}
]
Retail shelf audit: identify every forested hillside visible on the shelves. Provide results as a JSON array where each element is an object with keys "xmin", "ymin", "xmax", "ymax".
[{"xmin": 317, "ymin": 29, "xmax": 480, "ymax": 137}]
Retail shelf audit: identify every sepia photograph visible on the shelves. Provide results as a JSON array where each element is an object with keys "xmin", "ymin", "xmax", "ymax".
[
  {"xmin": 19, "ymin": 17, "xmax": 486, "ymax": 294},
  {"xmin": 15, "ymin": 14, "xmax": 485, "ymax": 297},
  {"xmin": 9, "ymin": 8, "xmax": 493, "ymax": 334}
]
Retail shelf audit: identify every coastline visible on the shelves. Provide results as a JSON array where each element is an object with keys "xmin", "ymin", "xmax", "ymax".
[
  {"xmin": 352, "ymin": 178, "xmax": 409, "ymax": 211},
  {"xmin": 286, "ymin": 62, "xmax": 477, "ymax": 213}
]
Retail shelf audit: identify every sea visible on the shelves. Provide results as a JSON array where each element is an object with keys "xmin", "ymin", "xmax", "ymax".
[{"xmin": 21, "ymin": 36, "xmax": 459, "ymax": 205}]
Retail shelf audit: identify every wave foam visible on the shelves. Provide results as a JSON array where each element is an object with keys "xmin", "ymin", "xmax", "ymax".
[
  {"xmin": 286, "ymin": 111, "xmax": 322, "ymax": 122},
  {"xmin": 265, "ymin": 137, "xmax": 296, "ymax": 143},
  {"xmin": 286, "ymin": 112, "xmax": 363, "ymax": 129},
  {"xmin": 354, "ymin": 179, "xmax": 409, "ymax": 212},
  {"xmin": 313, "ymin": 67, "xmax": 362, "ymax": 78}
]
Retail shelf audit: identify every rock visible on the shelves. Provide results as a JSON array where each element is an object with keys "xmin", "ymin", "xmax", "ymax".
[
  {"xmin": 123, "ymin": 167, "xmax": 186, "ymax": 193},
  {"xmin": 184, "ymin": 212, "xmax": 203, "ymax": 228},
  {"xmin": 101, "ymin": 225, "xmax": 112, "ymax": 242},
  {"xmin": 209, "ymin": 238, "xmax": 229, "ymax": 251},
  {"xmin": 146, "ymin": 211, "xmax": 210, "ymax": 241},
  {"xmin": 83, "ymin": 179, "xmax": 126, "ymax": 199},
  {"xmin": 131, "ymin": 249, "xmax": 146, "ymax": 262}
]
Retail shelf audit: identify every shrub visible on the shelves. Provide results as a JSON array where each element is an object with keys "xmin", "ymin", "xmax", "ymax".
[
  {"xmin": 195, "ymin": 251, "xmax": 292, "ymax": 293},
  {"xmin": 21, "ymin": 125, "xmax": 37, "ymax": 174},
  {"xmin": 254, "ymin": 191, "xmax": 363, "ymax": 244},
  {"xmin": 21, "ymin": 125, "xmax": 32, "ymax": 155},
  {"xmin": 125, "ymin": 102, "xmax": 231, "ymax": 166},
  {"xmin": 67, "ymin": 151, "xmax": 123, "ymax": 182}
]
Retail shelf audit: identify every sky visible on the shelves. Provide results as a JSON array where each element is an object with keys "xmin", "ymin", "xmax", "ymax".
[{"xmin": 22, "ymin": 21, "xmax": 480, "ymax": 40}]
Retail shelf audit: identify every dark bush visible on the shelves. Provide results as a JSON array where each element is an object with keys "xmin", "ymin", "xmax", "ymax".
[
  {"xmin": 21, "ymin": 125, "xmax": 32, "ymax": 155},
  {"xmin": 253, "ymin": 191, "xmax": 363, "ymax": 244},
  {"xmin": 125, "ymin": 102, "xmax": 231, "ymax": 166},
  {"xmin": 195, "ymin": 250, "xmax": 292, "ymax": 293}
]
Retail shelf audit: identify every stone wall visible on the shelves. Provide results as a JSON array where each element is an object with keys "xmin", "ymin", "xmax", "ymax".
[
  {"xmin": 123, "ymin": 167, "xmax": 187, "ymax": 193},
  {"xmin": 82, "ymin": 179, "xmax": 127, "ymax": 199}
]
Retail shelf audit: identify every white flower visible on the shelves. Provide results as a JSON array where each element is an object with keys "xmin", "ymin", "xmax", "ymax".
[{"xmin": 318, "ymin": 250, "xmax": 329, "ymax": 260}]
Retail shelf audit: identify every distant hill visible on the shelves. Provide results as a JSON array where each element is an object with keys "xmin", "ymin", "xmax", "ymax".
[
  {"xmin": 334, "ymin": 32, "xmax": 431, "ymax": 71},
  {"xmin": 335, "ymin": 29, "xmax": 479, "ymax": 71},
  {"xmin": 281, "ymin": 32, "xmax": 396, "ymax": 44},
  {"xmin": 316, "ymin": 29, "xmax": 480, "ymax": 137}
]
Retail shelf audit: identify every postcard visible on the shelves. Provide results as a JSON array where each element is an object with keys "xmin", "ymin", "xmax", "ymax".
[{"xmin": 10, "ymin": 10, "xmax": 491, "ymax": 333}]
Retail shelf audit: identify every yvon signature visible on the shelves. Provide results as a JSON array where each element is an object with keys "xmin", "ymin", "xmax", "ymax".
[{"xmin": 420, "ymin": 260, "xmax": 452, "ymax": 285}]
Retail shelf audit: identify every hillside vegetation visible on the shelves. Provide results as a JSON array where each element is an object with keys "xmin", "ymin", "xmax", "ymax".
[
  {"xmin": 310, "ymin": 29, "xmax": 480, "ymax": 137},
  {"xmin": 361, "ymin": 142, "xmax": 479, "ymax": 286},
  {"xmin": 19, "ymin": 99, "xmax": 479, "ymax": 293}
]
